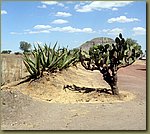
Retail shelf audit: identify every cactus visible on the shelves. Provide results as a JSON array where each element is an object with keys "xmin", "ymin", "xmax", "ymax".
[{"xmin": 80, "ymin": 33, "xmax": 143, "ymax": 95}]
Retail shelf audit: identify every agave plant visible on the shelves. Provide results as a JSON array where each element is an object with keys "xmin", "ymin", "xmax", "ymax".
[
  {"xmin": 23, "ymin": 52, "xmax": 41, "ymax": 78},
  {"xmin": 23, "ymin": 42, "xmax": 79, "ymax": 78},
  {"xmin": 58, "ymin": 48, "xmax": 79, "ymax": 70}
]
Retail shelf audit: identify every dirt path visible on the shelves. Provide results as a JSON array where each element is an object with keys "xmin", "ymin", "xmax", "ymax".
[{"xmin": 1, "ymin": 61, "xmax": 146, "ymax": 130}]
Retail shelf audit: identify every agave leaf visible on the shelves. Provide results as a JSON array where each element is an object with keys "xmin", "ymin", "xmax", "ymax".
[
  {"xmin": 48, "ymin": 50, "xmax": 53, "ymax": 65},
  {"xmin": 24, "ymin": 55, "xmax": 35, "ymax": 66},
  {"xmin": 60, "ymin": 57, "xmax": 76, "ymax": 69},
  {"xmin": 32, "ymin": 51, "xmax": 36, "ymax": 58},
  {"xmin": 24, "ymin": 57, "xmax": 38, "ymax": 74},
  {"xmin": 44, "ymin": 43, "xmax": 49, "ymax": 52},
  {"xmin": 48, "ymin": 55, "xmax": 57, "ymax": 68},
  {"xmin": 48, "ymin": 56, "xmax": 58, "ymax": 68},
  {"xmin": 48, "ymin": 53, "xmax": 65, "ymax": 70},
  {"xmin": 42, "ymin": 51, "xmax": 47, "ymax": 65},
  {"xmin": 35, "ymin": 53, "xmax": 40, "ymax": 74},
  {"xmin": 33, "ymin": 45, "xmax": 38, "ymax": 52},
  {"xmin": 38, "ymin": 44, "xmax": 47, "ymax": 66},
  {"xmin": 23, "ymin": 60, "xmax": 34, "ymax": 76},
  {"xmin": 40, "ymin": 56, "xmax": 45, "ymax": 68},
  {"xmin": 49, "ymin": 44, "xmax": 57, "ymax": 64},
  {"xmin": 46, "ymin": 48, "xmax": 51, "ymax": 66},
  {"xmin": 53, "ymin": 42, "xmax": 58, "ymax": 52}
]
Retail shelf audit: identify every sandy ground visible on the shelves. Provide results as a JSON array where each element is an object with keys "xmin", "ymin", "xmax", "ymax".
[{"xmin": 1, "ymin": 60, "xmax": 146, "ymax": 130}]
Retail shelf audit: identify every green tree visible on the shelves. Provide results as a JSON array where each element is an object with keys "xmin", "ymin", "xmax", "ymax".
[
  {"xmin": 1, "ymin": 50, "xmax": 12, "ymax": 54},
  {"xmin": 80, "ymin": 33, "xmax": 142, "ymax": 95},
  {"xmin": 20, "ymin": 41, "xmax": 31, "ymax": 53},
  {"xmin": 126, "ymin": 38, "xmax": 143, "ymax": 57}
]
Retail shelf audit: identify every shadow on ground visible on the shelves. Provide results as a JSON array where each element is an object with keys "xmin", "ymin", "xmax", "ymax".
[
  {"xmin": 136, "ymin": 68, "xmax": 146, "ymax": 71},
  {"xmin": 63, "ymin": 84, "xmax": 112, "ymax": 94}
]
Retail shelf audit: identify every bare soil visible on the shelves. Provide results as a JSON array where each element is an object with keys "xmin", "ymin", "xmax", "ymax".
[{"xmin": 1, "ymin": 60, "xmax": 146, "ymax": 130}]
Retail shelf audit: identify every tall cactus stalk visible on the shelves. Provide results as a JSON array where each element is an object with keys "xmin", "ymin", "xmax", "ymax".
[{"xmin": 80, "ymin": 33, "xmax": 143, "ymax": 95}]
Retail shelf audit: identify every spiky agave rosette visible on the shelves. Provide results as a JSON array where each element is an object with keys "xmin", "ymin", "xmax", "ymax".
[{"xmin": 23, "ymin": 43, "xmax": 79, "ymax": 78}]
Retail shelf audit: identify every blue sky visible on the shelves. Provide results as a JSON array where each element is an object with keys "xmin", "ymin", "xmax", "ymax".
[{"xmin": 1, "ymin": 1, "xmax": 146, "ymax": 52}]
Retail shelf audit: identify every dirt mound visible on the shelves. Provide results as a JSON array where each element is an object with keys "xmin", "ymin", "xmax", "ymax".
[{"xmin": 1, "ymin": 63, "xmax": 136, "ymax": 104}]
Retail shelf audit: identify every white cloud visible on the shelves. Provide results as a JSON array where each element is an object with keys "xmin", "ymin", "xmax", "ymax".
[
  {"xmin": 33, "ymin": 25, "xmax": 52, "ymax": 29},
  {"xmin": 1, "ymin": 10, "xmax": 7, "ymax": 15},
  {"xmin": 41, "ymin": 30, "xmax": 50, "ymax": 33},
  {"xmin": 75, "ymin": 1, "xmax": 133, "ymax": 12},
  {"xmin": 11, "ymin": 24, "xmax": 95, "ymax": 35},
  {"xmin": 32, "ymin": 26, "xmax": 95, "ymax": 34},
  {"xmin": 10, "ymin": 30, "xmax": 50, "ymax": 35},
  {"xmin": 51, "ymin": 19, "xmax": 68, "ymax": 24},
  {"xmin": 102, "ymin": 28, "xmax": 123, "ymax": 36},
  {"xmin": 108, "ymin": 16, "xmax": 139, "ymax": 23},
  {"xmin": 80, "ymin": 1, "xmax": 92, "ymax": 5},
  {"xmin": 82, "ymin": 28, "xmax": 94, "ymax": 33},
  {"xmin": 41, "ymin": 1, "xmax": 64, "ymax": 7},
  {"xmin": 10, "ymin": 32, "xmax": 22, "ymax": 35},
  {"xmin": 132, "ymin": 27, "xmax": 146, "ymax": 36},
  {"xmin": 50, "ymin": 26, "xmax": 95, "ymax": 33},
  {"xmin": 112, "ymin": 8, "xmax": 118, "ymax": 11},
  {"xmin": 75, "ymin": 4, "xmax": 92, "ymax": 12},
  {"xmin": 29, "ymin": 30, "xmax": 50, "ymax": 34},
  {"xmin": 37, "ymin": 5, "xmax": 47, "ymax": 8},
  {"xmin": 58, "ymin": 3, "xmax": 64, "ymax": 7},
  {"xmin": 55, "ymin": 12, "xmax": 72, "ymax": 17},
  {"xmin": 41, "ymin": 1, "xmax": 58, "ymax": 5}
]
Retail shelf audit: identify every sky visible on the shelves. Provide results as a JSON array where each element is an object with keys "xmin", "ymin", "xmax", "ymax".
[{"xmin": 1, "ymin": 0, "xmax": 146, "ymax": 52}]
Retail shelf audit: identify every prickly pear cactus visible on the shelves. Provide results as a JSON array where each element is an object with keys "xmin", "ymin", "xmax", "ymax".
[
  {"xmin": 87, "ymin": 33, "xmax": 142, "ymax": 69},
  {"xmin": 80, "ymin": 33, "xmax": 143, "ymax": 95}
]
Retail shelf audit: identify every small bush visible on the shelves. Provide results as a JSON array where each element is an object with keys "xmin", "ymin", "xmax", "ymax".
[
  {"xmin": 1, "ymin": 50, "xmax": 12, "ymax": 54},
  {"xmin": 14, "ymin": 52, "xmax": 22, "ymax": 55}
]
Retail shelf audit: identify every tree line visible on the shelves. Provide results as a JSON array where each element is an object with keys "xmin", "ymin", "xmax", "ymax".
[{"xmin": 1, "ymin": 41, "xmax": 31, "ymax": 55}]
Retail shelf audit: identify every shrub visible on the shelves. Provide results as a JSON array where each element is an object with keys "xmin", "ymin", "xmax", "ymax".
[
  {"xmin": 1, "ymin": 50, "xmax": 12, "ymax": 54},
  {"xmin": 14, "ymin": 52, "xmax": 22, "ymax": 55}
]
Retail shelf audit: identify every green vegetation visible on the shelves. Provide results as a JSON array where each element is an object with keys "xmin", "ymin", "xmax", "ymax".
[
  {"xmin": 23, "ymin": 34, "xmax": 143, "ymax": 95},
  {"xmin": 23, "ymin": 43, "xmax": 79, "ymax": 78},
  {"xmin": 80, "ymin": 33, "xmax": 142, "ymax": 95},
  {"xmin": 14, "ymin": 52, "xmax": 22, "ymax": 55},
  {"xmin": 20, "ymin": 41, "xmax": 31, "ymax": 53},
  {"xmin": 1, "ymin": 50, "xmax": 12, "ymax": 54}
]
